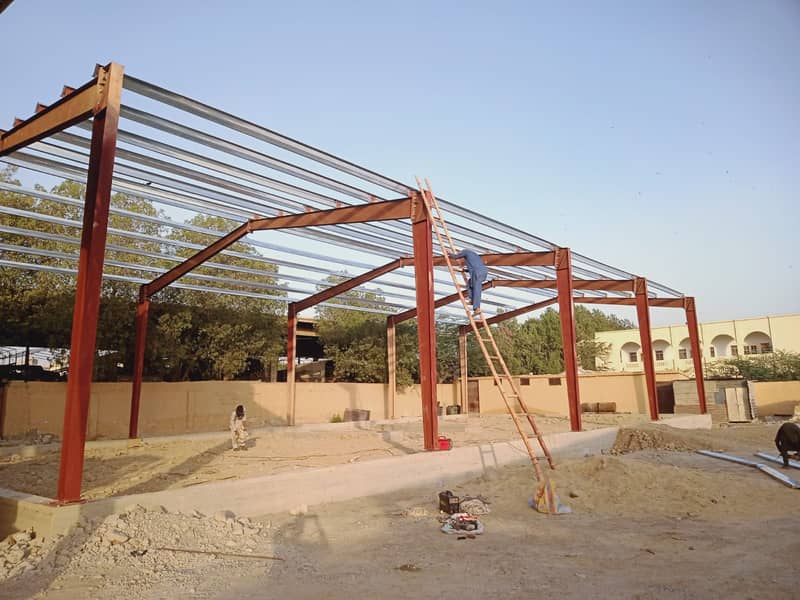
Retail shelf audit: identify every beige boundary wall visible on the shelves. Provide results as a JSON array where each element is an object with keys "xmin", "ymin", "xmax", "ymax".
[
  {"xmin": 2, "ymin": 371, "xmax": 692, "ymax": 440},
  {"xmin": 750, "ymin": 381, "xmax": 800, "ymax": 416},
  {"xmin": 475, "ymin": 371, "xmax": 688, "ymax": 416},
  {"xmin": 1, "ymin": 381, "xmax": 457, "ymax": 439}
]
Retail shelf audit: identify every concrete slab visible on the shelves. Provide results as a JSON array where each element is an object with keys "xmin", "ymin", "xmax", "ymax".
[{"xmin": 0, "ymin": 414, "xmax": 707, "ymax": 539}]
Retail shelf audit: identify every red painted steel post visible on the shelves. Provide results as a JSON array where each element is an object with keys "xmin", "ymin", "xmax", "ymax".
[
  {"xmin": 57, "ymin": 63, "xmax": 124, "ymax": 503},
  {"xmin": 386, "ymin": 317, "xmax": 397, "ymax": 419},
  {"xmin": 411, "ymin": 198, "xmax": 438, "ymax": 450},
  {"xmin": 556, "ymin": 248, "xmax": 582, "ymax": 432},
  {"xmin": 129, "ymin": 296, "xmax": 149, "ymax": 438},
  {"xmin": 458, "ymin": 326, "xmax": 468, "ymax": 414},
  {"xmin": 685, "ymin": 297, "xmax": 707, "ymax": 414},
  {"xmin": 635, "ymin": 278, "xmax": 659, "ymax": 421},
  {"xmin": 287, "ymin": 303, "xmax": 297, "ymax": 426}
]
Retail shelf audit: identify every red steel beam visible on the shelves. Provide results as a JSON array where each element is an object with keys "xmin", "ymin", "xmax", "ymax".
[
  {"xmin": 490, "ymin": 279, "xmax": 635, "ymax": 292},
  {"xmin": 574, "ymin": 297, "xmax": 686, "ymax": 308},
  {"xmin": 411, "ymin": 197, "xmax": 438, "ymax": 450},
  {"xmin": 57, "ymin": 63, "xmax": 124, "ymax": 503},
  {"xmin": 143, "ymin": 221, "xmax": 253, "ymax": 298},
  {"xmin": 431, "ymin": 251, "xmax": 556, "ymax": 267},
  {"xmin": 129, "ymin": 296, "xmax": 149, "ymax": 438},
  {"xmin": 556, "ymin": 248, "xmax": 582, "ymax": 432},
  {"xmin": 287, "ymin": 303, "xmax": 298, "ymax": 426},
  {"xmin": 0, "ymin": 69, "xmax": 109, "ymax": 156},
  {"xmin": 685, "ymin": 297, "xmax": 707, "ymax": 414},
  {"xmin": 635, "ymin": 278, "xmax": 659, "ymax": 421},
  {"xmin": 392, "ymin": 280, "xmax": 494, "ymax": 323},
  {"xmin": 142, "ymin": 199, "xmax": 412, "ymax": 299},
  {"xmin": 294, "ymin": 257, "xmax": 412, "ymax": 313},
  {"xmin": 251, "ymin": 198, "xmax": 411, "ymax": 231}
]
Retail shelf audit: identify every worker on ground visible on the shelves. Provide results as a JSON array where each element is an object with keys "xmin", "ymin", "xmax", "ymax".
[
  {"xmin": 775, "ymin": 421, "xmax": 800, "ymax": 467},
  {"xmin": 230, "ymin": 404, "xmax": 249, "ymax": 451},
  {"xmin": 449, "ymin": 248, "xmax": 488, "ymax": 317}
]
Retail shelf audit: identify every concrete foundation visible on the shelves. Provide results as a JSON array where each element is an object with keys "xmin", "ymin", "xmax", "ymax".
[{"xmin": 0, "ymin": 414, "xmax": 708, "ymax": 540}]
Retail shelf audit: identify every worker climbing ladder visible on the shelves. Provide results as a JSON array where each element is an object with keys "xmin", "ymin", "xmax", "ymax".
[{"xmin": 416, "ymin": 178, "xmax": 555, "ymax": 483}]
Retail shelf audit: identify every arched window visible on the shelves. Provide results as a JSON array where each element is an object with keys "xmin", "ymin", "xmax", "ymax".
[
  {"xmin": 743, "ymin": 331, "xmax": 772, "ymax": 355},
  {"xmin": 621, "ymin": 341, "xmax": 641, "ymax": 363},
  {"xmin": 678, "ymin": 338, "xmax": 692, "ymax": 360},
  {"xmin": 652, "ymin": 339, "xmax": 672, "ymax": 362},
  {"xmin": 710, "ymin": 334, "xmax": 735, "ymax": 358}
]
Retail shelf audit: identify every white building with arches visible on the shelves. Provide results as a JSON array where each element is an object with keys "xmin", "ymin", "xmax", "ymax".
[{"xmin": 594, "ymin": 313, "xmax": 800, "ymax": 372}]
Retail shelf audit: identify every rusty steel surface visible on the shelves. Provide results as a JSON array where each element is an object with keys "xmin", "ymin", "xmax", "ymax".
[
  {"xmin": 57, "ymin": 63, "xmax": 124, "ymax": 503},
  {"xmin": 386, "ymin": 318, "xmax": 397, "ymax": 419},
  {"xmin": 0, "ymin": 70, "xmax": 107, "ymax": 156},
  {"xmin": 287, "ymin": 304, "xmax": 298, "ymax": 426},
  {"xmin": 430, "ymin": 250, "xmax": 556, "ymax": 268},
  {"xmin": 294, "ymin": 258, "xmax": 412, "ymax": 313},
  {"xmin": 129, "ymin": 298, "xmax": 150, "ymax": 439},
  {"xmin": 685, "ymin": 297, "xmax": 707, "ymax": 414},
  {"xmin": 556, "ymin": 249, "xmax": 582, "ymax": 432},
  {"xmin": 635, "ymin": 278, "xmax": 659, "ymax": 421},
  {"xmin": 412, "ymin": 216, "xmax": 438, "ymax": 450},
  {"xmin": 251, "ymin": 197, "xmax": 412, "ymax": 231}
]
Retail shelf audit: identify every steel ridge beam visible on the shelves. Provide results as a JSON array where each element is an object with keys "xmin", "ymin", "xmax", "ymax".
[
  {"xmin": 0, "ymin": 64, "xmax": 114, "ymax": 156},
  {"xmin": 573, "ymin": 297, "xmax": 686, "ymax": 308}
]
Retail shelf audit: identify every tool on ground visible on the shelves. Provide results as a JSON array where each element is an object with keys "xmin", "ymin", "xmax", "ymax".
[
  {"xmin": 416, "ymin": 178, "xmax": 556, "ymax": 499},
  {"xmin": 158, "ymin": 546, "xmax": 285, "ymax": 561}
]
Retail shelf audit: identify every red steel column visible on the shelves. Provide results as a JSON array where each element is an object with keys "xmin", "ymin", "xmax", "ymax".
[
  {"xmin": 685, "ymin": 297, "xmax": 707, "ymax": 414},
  {"xmin": 458, "ymin": 326, "xmax": 468, "ymax": 413},
  {"xmin": 386, "ymin": 317, "xmax": 397, "ymax": 419},
  {"xmin": 556, "ymin": 248, "xmax": 582, "ymax": 432},
  {"xmin": 635, "ymin": 278, "xmax": 659, "ymax": 420},
  {"xmin": 411, "ymin": 200, "xmax": 438, "ymax": 450},
  {"xmin": 57, "ymin": 63, "xmax": 124, "ymax": 503},
  {"xmin": 287, "ymin": 303, "xmax": 298, "ymax": 426},
  {"xmin": 129, "ymin": 296, "xmax": 149, "ymax": 438}
]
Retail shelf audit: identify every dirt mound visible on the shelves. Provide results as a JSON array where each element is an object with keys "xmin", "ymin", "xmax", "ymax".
[{"xmin": 610, "ymin": 425, "xmax": 719, "ymax": 455}]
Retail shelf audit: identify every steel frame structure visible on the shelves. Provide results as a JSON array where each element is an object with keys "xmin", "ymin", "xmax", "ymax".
[{"xmin": 0, "ymin": 62, "xmax": 705, "ymax": 503}]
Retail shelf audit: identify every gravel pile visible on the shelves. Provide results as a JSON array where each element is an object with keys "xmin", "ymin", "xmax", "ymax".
[{"xmin": 0, "ymin": 504, "xmax": 278, "ymax": 598}]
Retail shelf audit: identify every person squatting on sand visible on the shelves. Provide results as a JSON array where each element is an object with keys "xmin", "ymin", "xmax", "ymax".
[
  {"xmin": 774, "ymin": 421, "xmax": 800, "ymax": 467},
  {"xmin": 230, "ymin": 404, "xmax": 249, "ymax": 451}
]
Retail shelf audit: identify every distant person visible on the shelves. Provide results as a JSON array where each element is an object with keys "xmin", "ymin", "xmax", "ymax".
[
  {"xmin": 449, "ymin": 248, "xmax": 488, "ymax": 317},
  {"xmin": 775, "ymin": 421, "xmax": 800, "ymax": 467},
  {"xmin": 230, "ymin": 404, "xmax": 249, "ymax": 451}
]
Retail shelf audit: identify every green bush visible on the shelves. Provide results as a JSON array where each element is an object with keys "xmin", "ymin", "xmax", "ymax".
[
  {"xmin": 330, "ymin": 413, "xmax": 343, "ymax": 423},
  {"xmin": 704, "ymin": 350, "xmax": 800, "ymax": 381}
]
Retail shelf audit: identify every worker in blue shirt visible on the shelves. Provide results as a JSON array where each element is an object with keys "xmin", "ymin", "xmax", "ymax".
[{"xmin": 449, "ymin": 249, "xmax": 488, "ymax": 316}]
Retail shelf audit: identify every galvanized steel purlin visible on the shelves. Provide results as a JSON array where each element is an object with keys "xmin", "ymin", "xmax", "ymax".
[
  {"xmin": 118, "ymin": 73, "xmax": 683, "ymax": 296},
  {"xmin": 1, "ymin": 69, "xmax": 686, "ymax": 324}
]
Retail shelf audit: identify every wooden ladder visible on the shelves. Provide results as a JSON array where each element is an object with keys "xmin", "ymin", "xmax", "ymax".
[{"xmin": 416, "ymin": 178, "xmax": 555, "ymax": 481}]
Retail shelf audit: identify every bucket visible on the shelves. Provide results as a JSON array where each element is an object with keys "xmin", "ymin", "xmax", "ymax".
[{"xmin": 437, "ymin": 435, "xmax": 452, "ymax": 451}]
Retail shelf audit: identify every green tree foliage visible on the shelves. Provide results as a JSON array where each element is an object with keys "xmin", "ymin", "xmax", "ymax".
[
  {"xmin": 0, "ymin": 170, "xmax": 285, "ymax": 381},
  {"xmin": 462, "ymin": 305, "xmax": 632, "ymax": 377},
  {"xmin": 704, "ymin": 351, "xmax": 800, "ymax": 381},
  {"xmin": 315, "ymin": 274, "xmax": 394, "ymax": 383}
]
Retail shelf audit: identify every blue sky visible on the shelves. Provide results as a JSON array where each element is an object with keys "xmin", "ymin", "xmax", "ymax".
[{"xmin": 1, "ymin": 0, "xmax": 798, "ymax": 326}]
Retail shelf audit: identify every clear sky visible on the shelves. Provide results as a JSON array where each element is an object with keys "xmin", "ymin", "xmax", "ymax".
[{"xmin": 1, "ymin": 0, "xmax": 798, "ymax": 326}]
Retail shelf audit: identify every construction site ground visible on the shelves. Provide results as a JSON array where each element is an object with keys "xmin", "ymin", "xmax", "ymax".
[{"xmin": 1, "ymin": 417, "xmax": 798, "ymax": 599}]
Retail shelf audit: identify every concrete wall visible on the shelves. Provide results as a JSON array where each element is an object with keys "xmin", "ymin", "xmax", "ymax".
[
  {"xmin": 750, "ymin": 381, "xmax": 800, "ymax": 416},
  {"xmin": 468, "ymin": 371, "xmax": 688, "ymax": 416},
  {"xmin": 1, "ymin": 381, "xmax": 457, "ymax": 440}
]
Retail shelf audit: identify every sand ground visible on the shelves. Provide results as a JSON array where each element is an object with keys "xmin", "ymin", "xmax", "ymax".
[{"xmin": 1, "ymin": 418, "xmax": 798, "ymax": 599}]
